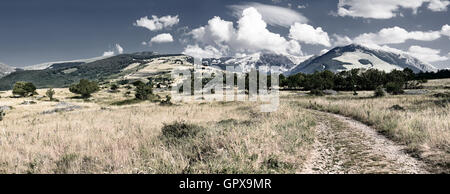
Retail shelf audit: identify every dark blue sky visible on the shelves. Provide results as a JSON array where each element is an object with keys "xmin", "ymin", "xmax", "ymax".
[{"xmin": 1, "ymin": 0, "xmax": 449, "ymax": 68}]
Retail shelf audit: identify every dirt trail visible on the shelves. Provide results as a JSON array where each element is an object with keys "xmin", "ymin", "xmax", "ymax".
[{"xmin": 301, "ymin": 110, "xmax": 428, "ymax": 174}]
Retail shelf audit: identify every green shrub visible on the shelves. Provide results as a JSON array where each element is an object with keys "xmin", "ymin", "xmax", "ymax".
[
  {"xmin": 135, "ymin": 83, "xmax": 153, "ymax": 100},
  {"xmin": 161, "ymin": 121, "xmax": 203, "ymax": 139},
  {"xmin": 117, "ymin": 80, "xmax": 129, "ymax": 85},
  {"xmin": 309, "ymin": 89, "xmax": 324, "ymax": 96},
  {"xmin": 386, "ymin": 82, "xmax": 404, "ymax": 95},
  {"xmin": 110, "ymin": 84, "xmax": 119, "ymax": 91},
  {"xmin": 374, "ymin": 85, "xmax": 385, "ymax": 97},
  {"xmin": 46, "ymin": 88, "xmax": 55, "ymax": 101},
  {"xmin": 69, "ymin": 79, "xmax": 99, "ymax": 98},
  {"xmin": 12, "ymin": 81, "xmax": 37, "ymax": 97},
  {"xmin": 132, "ymin": 80, "xmax": 144, "ymax": 86}
]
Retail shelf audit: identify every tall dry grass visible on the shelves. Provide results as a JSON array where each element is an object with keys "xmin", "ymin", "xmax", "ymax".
[
  {"xmin": 287, "ymin": 91, "xmax": 450, "ymax": 173},
  {"xmin": 0, "ymin": 88, "xmax": 316, "ymax": 173}
]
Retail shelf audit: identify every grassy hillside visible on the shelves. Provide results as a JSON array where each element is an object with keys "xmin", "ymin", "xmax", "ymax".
[{"xmin": 0, "ymin": 53, "xmax": 188, "ymax": 90}]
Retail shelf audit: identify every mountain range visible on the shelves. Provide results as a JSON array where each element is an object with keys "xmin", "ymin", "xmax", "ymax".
[
  {"xmin": 202, "ymin": 44, "xmax": 438, "ymax": 75},
  {"xmin": 201, "ymin": 53, "xmax": 313, "ymax": 73},
  {"xmin": 0, "ymin": 44, "xmax": 441, "ymax": 90}
]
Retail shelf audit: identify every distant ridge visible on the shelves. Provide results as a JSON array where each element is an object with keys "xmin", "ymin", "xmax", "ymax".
[
  {"xmin": 0, "ymin": 52, "xmax": 187, "ymax": 90},
  {"xmin": 0, "ymin": 62, "xmax": 16, "ymax": 78}
]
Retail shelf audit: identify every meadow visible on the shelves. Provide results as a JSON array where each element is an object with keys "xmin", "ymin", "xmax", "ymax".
[
  {"xmin": 0, "ymin": 88, "xmax": 316, "ymax": 173},
  {"xmin": 0, "ymin": 79, "xmax": 448, "ymax": 173}
]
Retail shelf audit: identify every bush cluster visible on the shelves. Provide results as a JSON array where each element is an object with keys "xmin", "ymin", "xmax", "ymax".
[
  {"xmin": 69, "ymin": 79, "xmax": 99, "ymax": 98},
  {"xmin": 12, "ymin": 82, "xmax": 37, "ymax": 97}
]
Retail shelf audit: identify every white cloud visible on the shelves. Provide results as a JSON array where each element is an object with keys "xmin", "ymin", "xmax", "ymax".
[
  {"xmin": 184, "ymin": 7, "xmax": 303, "ymax": 58},
  {"xmin": 234, "ymin": 7, "xmax": 302, "ymax": 55},
  {"xmin": 353, "ymin": 26, "xmax": 441, "ymax": 45},
  {"xmin": 102, "ymin": 51, "xmax": 114, "ymax": 57},
  {"xmin": 182, "ymin": 44, "xmax": 224, "ymax": 59},
  {"xmin": 150, "ymin": 33, "xmax": 174, "ymax": 43},
  {"xmin": 407, "ymin": 45, "xmax": 449, "ymax": 62},
  {"xmin": 207, "ymin": 17, "xmax": 235, "ymax": 43},
  {"xmin": 102, "ymin": 44, "xmax": 124, "ymax": 56},
  {"xmin": 337, "ymin": 0, "xmax": 450, "ymax": 19},
  {"xmin": 115, "ymin": 44, "xmax": 124, "ymax": 54},
  {"xmin": 441, "ymin": 24, "xmax": 450, "ymax": 38},
  {"xmin": 332, "ymin": 34, "xmax": 353, "ymax": 46},
  {"xmin": 428, "ymin": 0, "xmax": 450, "ymax": 11},
  {"xmin": 297, "ymin": 5, "xmax": 306, "ymax": 9},
  {"xmin": 190, "ymin": 16, "xmax": 235, "ymax": 44},
  {"xmin": 289, "ymin": 23, "xmax": 331, "ymax": 47},
  {"xmin": 229, "ymin": 2, "xmax": 308, "ymax": 27},
  {"xmin": 134, "ymin": 15, "xmax": 179, "ymax": 31}
]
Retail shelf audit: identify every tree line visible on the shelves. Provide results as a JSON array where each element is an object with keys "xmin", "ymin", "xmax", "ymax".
[{"xmin": 279, "ymin": 68, "xmax": 450, "ymax": 94}]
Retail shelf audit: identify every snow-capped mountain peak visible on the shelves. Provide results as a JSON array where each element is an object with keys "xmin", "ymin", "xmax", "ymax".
[
  {"xmin": 202, "ymin": 52, "xmax": 312, "ymax": 73},
  {"xmin": 287, "ymin": 44, "xmax": 437, "ymax": 75}
]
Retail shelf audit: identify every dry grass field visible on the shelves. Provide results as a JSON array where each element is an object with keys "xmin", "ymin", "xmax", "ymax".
[
  {"xmin": 0, "ymin": 79, "xmax": 449, "ymax": 174},
  {"xmin": 0, "ymin": 88, "xmax": 316, "ymax": 173}
]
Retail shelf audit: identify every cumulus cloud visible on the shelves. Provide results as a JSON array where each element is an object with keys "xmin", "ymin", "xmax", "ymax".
[
  {"xmin": 234, "ymin": 7, "xmax": 302, "ymax": 55},
  {"xmin": 353, "ymin": 26, "xmax": 441, "ymax": 45},
  {"xmin": 134, "ymin": 15, "xmax": 179, "ymax": 31},
  {"xmin": 407, "ymin": 45, "xmax": 449, "ymax": 63},
  {"xmin": 442, "ymin": 24, "xmax": 450, "ymax": 38},
  {"xmin": 337, "ymin": 0, "xmax": 450, "ymax": 19},
  {"xmin": 190, "ymin": 16, "xmax": 235, "ymax": 44},
  {"xmin": 102, "ymin": 51, "xmax": 114, "ymax": 57},
  {"xmin": 229, "ymin": 2, "xmax": 308, "ymax": 27},
  {"xmin": 115, "ymin": 44, "xmax": 124, "ymax": 54},
  {"xmin": 289, "ymin": 23, "xmax": 331, "ymax": 47},
  {"xmin": 182, "ymin": 44, "xmax": 224, "ymax": 59},
  {"xmin": 184, "ymin": 7, "xmax": 303, "ymax": 58},
  {"xmin": 150, "ymin": 33, "xmax": 174, "ymax": 43},
  {"xmin": 102, "ymin": 44, "xmax": 124, "ymax": 56}
]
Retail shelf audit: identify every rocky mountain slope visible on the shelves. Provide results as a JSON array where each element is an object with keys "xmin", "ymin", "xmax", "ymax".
[{"xmin": 286, "ymin": 44, "xmax": 437, "ymax": 75}]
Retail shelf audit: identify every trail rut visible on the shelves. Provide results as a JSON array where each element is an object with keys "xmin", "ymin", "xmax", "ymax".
[{"xmin": 301, "ymin": 110, "xmax": 428, "ymax": 174}]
